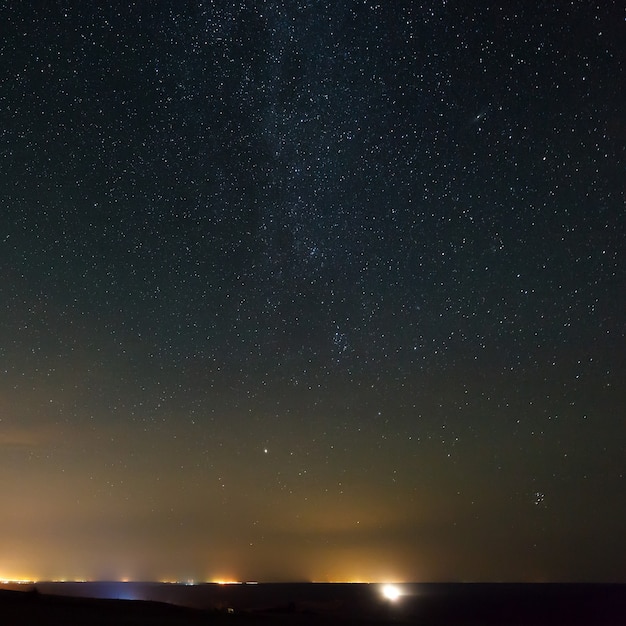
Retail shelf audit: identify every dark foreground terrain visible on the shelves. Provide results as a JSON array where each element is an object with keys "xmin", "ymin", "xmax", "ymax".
[{"xmin": 1, "ymin": 583, "xmax": 625, "ymax": 625}]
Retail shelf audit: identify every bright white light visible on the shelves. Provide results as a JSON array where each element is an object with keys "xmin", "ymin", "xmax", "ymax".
[{"xmin": 382, "ymin": 584, "xmax": 401, "ymax": 601}]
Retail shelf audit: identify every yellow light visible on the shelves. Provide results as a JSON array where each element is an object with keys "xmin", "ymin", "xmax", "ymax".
[
  {"xmin": 0, "ymin": 574, "xmax": 38, "ymax": 585},
  {"xmin": 214, "ymin": 580, "xmax": 242, "ymax": 585}
]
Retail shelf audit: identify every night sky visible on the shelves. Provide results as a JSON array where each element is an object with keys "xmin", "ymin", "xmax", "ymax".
[{"xmin": 1, "ymin": 1, "xmax": 624, "ymax": 584}]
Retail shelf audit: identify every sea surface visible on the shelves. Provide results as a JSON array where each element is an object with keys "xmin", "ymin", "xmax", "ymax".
[{"xmin": 3, "ymin": 581, "xmax": 626, "ymax": 624}]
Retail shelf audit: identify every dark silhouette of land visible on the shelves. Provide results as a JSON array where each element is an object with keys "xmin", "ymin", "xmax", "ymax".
[{"xmin": 1, "ymin": 582, "xmax": 625, "ymax": 625}]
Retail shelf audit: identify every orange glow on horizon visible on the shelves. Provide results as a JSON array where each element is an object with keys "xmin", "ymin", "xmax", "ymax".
[
  {"xmin": 213, "ymin": 579, "xmax": 243, "ymax": 585},
  {"xmin": 0, "ymin": 573, "xmax": 38, "ymax": 584}
]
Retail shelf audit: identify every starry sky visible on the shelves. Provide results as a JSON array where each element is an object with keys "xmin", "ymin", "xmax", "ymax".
[{"xmin": 1, "ymin": 0, "xmax": 624, "ymax": 584}]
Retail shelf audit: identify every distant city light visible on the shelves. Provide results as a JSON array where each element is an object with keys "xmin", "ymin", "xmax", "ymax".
[
  {"xmin": 0, "ymin": 578, "xmax": 36, "ymax": 585},
  {"xmin": 214, "ymin": 580, "xmax": 242, "ymax": 585}
]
